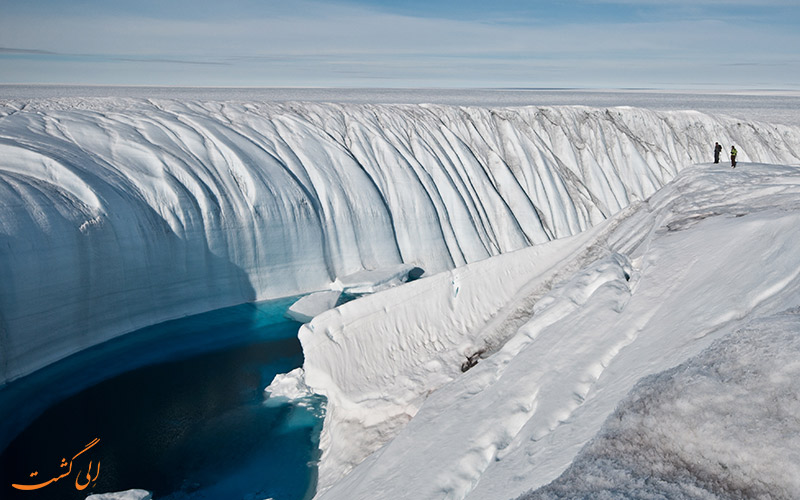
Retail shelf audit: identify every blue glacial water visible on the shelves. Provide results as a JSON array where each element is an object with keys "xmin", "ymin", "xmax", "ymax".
[{"xmin": 0, "ymin": 297, "xmax": 324, "ymax": 500}]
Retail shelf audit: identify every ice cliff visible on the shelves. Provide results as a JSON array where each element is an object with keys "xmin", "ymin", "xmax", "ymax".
[{"xmin": 2, "ymin": 98, "xmax": 800, "ymax": 385}]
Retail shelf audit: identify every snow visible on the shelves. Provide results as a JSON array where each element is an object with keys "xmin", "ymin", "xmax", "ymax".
[
  {"xmin": 293, "ymin": 163, "xmax": 800, "ymax": 499},
  {"xmin": 5, "ymin": 98, "xmax": 799, "ymax": 385},
  {"xmin": 523, "ymin": 311, "xmax": 800, "ymax": 499}
]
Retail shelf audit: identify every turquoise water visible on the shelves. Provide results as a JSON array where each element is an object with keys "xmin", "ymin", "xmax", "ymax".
[{"xmin": 0, "ymin": 297, "xmax": 325, "ymax": 500}]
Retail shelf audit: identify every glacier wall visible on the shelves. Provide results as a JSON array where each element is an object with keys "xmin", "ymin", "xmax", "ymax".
[{"xmin": 2, "ymin": 98, "xmax": 800, "ymax": 384}]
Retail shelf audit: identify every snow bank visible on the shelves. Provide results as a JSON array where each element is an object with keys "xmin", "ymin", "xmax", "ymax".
[
  {"xmin": 303, "ymin": 163, "xmax": 800, "ymax": 499},
  {"xmin": 2, "ymin": 99, "xmax": 800, "ymax": 385},
  {"xmin": 524, "ymin": 310, "xmax": 800, "ymax": 499},
  {"xmin": 279, "ymin": 225, "xmax": 608, "ymax": 489}
]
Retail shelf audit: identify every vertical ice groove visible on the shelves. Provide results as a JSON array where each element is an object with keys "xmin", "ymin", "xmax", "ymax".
[
  {"xmin": 346, "ymin": 117, "xmax": 460, "ymax": 268},
  {"xmin": 371, "ymin": 113, "xmax": 470, "ymax": 266},
  {"xmin": 426, "ymin": 124, "xmax": 496, "ymax": 258},
  {"xmin": 447, "ymin": 124, "xmax": 528, "ymax": 254},
  {"xmin": 439, "ymin": 112, "xmax": 510, "ymax": 246}
]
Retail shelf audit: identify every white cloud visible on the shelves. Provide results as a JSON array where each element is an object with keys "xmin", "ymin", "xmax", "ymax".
[{"xmin": 1, "ymin": 0, "xmax": 798, "ymax": 88}]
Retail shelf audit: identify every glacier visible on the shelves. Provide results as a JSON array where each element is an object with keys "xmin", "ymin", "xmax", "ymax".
[
  {"xmin": 3, "ymin": 98, "xmax": 800, "ymax": 386},
  {"xmin": 3, "ymin": 96, "xmax": 800, "ymax": 499}
]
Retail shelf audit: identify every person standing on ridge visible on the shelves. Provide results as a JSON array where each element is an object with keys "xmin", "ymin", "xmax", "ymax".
[
  {"xmin": 714, "ymin": 142, "xmax": 722, "ymax": 163},
  {"xmin": 731, "ymin": 145, "xmax": 738, "ymax": 168}
]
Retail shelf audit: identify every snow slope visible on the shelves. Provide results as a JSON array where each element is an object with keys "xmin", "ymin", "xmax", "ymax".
[
  {"xmin": 523, "ymin": 310, "xmax": 800, "ymax": 499},
  {"xmin": 279, "ymin": 163, "xmax": 800, "ymax": 499},
  {"xmin": 3, "ymin": 99, "xmax": 800, "ymax": 385}
]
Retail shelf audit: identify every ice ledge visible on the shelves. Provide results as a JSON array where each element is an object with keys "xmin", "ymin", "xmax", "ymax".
[
  {"xmin": 286, "ymin": 292, "xmax": 344, "ymax": 324},
  {"xmin": 330, "ymin": 264, "xmax": 425, "ymax": 296},
  {"xmin": 285, "ymin": 265, "xmax": 425, "ymax": 323}
]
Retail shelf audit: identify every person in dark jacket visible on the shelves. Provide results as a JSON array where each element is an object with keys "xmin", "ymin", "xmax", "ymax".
[
  {"xmin": 731, "ymin": 145, "xmax": 738, "ymax": 168},
  {"xmin": 714, "ymin": 142, "xmax": 722, "ymax": 163}
]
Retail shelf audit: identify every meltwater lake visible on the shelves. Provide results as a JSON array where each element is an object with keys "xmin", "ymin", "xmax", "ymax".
[{"xmin": 0, "ymin": 297, "xmax": 324, "ymax": 500}]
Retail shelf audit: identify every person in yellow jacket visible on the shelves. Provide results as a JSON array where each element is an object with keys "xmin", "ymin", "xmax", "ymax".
[{"xmin": 731, "ymin": 145, "xmax": 738, "ymax": 168}]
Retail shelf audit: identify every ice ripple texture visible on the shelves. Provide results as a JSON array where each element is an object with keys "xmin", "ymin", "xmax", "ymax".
[{"xmin": 2, "ymin": 98, "xmax": 800, "ymax": 383}]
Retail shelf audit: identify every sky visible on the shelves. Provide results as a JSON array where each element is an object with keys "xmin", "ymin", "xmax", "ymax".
[{"xmin": 1, "ymin": 0, "xmax": 799, "ymax": 89}]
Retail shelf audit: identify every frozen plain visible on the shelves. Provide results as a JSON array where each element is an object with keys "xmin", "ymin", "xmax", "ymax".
[
  {"xmin": 2, "ymin": 88, "xmax": 800, "ymax": 499},
  {"xmin": 3, "ymin": 86, "xmax": 800, "ymax": 128}
]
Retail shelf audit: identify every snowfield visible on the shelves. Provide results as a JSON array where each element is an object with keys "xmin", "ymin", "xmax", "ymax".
[{"xmin": 2, "ymin": 95, "xmax": 800, "ymax": 500}]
